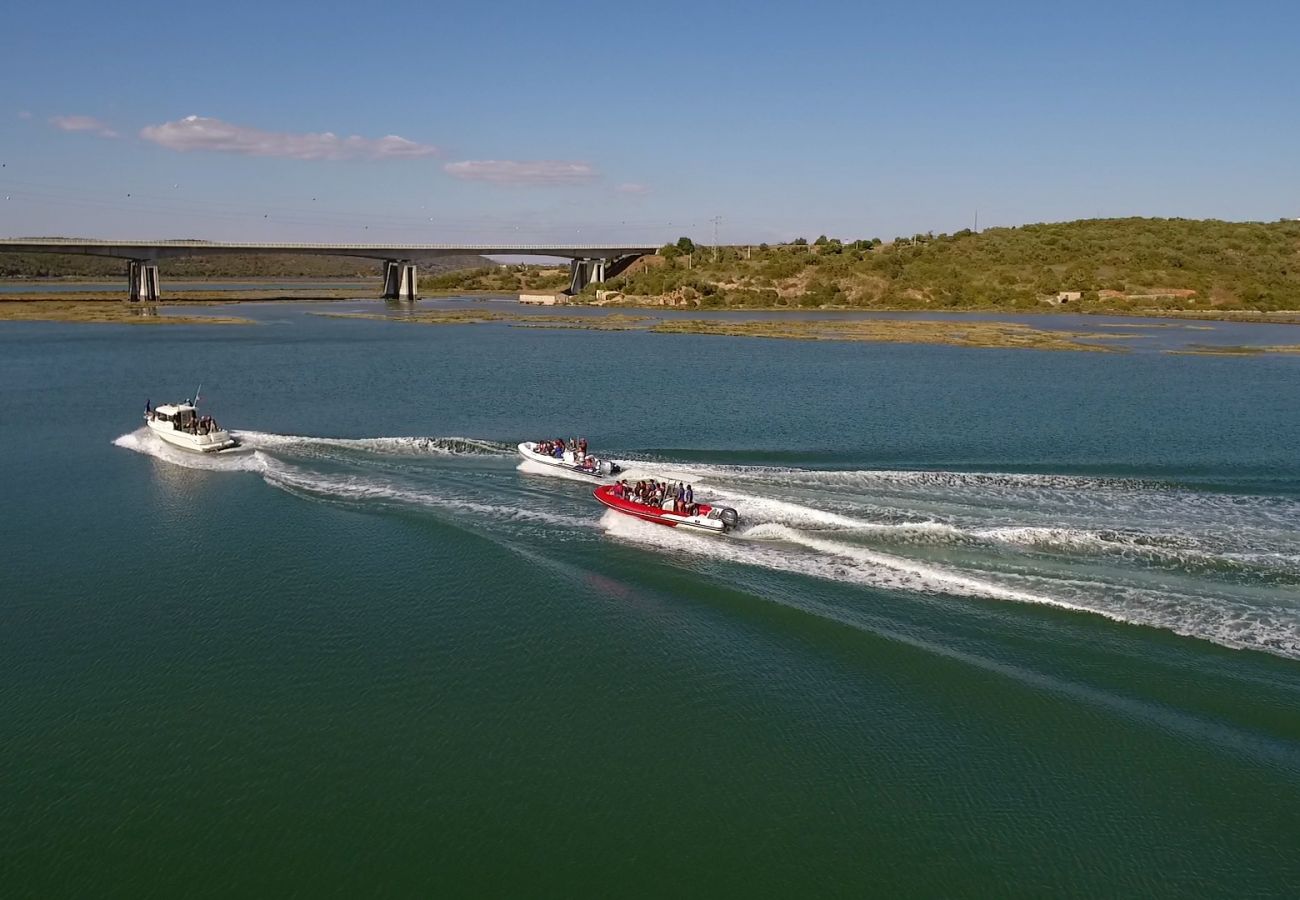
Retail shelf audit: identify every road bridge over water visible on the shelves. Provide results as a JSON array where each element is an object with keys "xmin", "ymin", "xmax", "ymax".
[{"xmin": 0, "ymin": 239, "xmax": 657, "ymax": 301}]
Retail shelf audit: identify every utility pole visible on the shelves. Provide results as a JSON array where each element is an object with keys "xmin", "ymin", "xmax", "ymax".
[
  {"xmin": 974, "ymin": 209, "xmax": 979, "ymax": 233},
  {"xmin": 709, "ymin": 215, "xmax": 722, "ymax": 262}
]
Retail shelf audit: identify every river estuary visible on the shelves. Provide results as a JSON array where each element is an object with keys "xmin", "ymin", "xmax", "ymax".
[{"xmin": 3, "ymin": 301, "xmax": 1297, "ymax": 895}]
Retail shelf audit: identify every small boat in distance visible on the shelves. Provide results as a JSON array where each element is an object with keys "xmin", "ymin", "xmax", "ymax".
[
  {"xmin": 519, "ymin": 440, "xmax": 623, "ymax": 481},
  {"xmin": 594, "ymin": 483, "xmax": 739, "ymax": 535},
  {"xmin": 145, "ymin": 400, "xmax": 239, "ymax": 453}
]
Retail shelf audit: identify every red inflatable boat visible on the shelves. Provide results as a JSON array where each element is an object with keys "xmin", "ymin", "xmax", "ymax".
[{"xmin": 594, "ymin": 484, "xmax": 739, "ymax": 534}]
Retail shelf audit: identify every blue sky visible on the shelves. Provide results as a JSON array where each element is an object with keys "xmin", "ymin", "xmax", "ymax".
[{"xmin": 1, "ymin": 0, "xmax": 1297, "ymax": 246}]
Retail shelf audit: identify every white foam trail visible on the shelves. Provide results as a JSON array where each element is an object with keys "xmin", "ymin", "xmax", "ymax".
[
  {"xmin": 600, "ymin": 511, "xmax": 1300, "ymax": 660},
  {"xmin": 600, "ymin": 510, "xmax": 1083, "ymax": 610},
  {"xmin": 635, "ymin": 464, "xmax": 1300, "ymax": 575},
  {"xmin": 617, "ymin": 459, "xmax": 1153, "ymax": 491},
  {"xmin": 710, "ymin": 488, "xmax": 969, "ymax": 540},
  {"xmin": 117, "ymin": 426, "xmax": 1300, "ymax": 659},
  {"xmin": 116, "ymin": 427, "xmax": 588, "ymax": 530},
  {"xmin": 621, "ymin": 460, "xmax": 1300, "ymax": 533},
  {"xmin": 235, "ymin": 430, "xmax": 511, "ymax": 456},
  {"xmin": 113, "ymin": 428, "xmax": 267, "ymax": 473},
  {"xmin": 258, "ymin": 455, "xmax": 593, "ymax": 529}
]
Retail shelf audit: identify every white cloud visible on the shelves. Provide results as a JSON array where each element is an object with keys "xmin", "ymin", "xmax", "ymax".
[
  {"xmin": 615, "ymin": 182, "xmax": 650, "ymax": 195},
  {"xmin": 50, "ymin": 115, "xmax": 119, "ymax": 138},
  {"xmin": 443, "ymin": 159, "xmax": 599, "ymax": 185},
  {"xmin": 18, "ymin": 110, "xmax": 33, "ymax": 120},
  {"xmin": 139, "ymin": 115, "xmax": 439, "ymax": 160}
]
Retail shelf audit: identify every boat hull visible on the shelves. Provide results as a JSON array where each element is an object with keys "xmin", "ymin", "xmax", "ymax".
[
  {"xmin": 147, "ymin": 418, "xmax": 240, "ymax": 453},
  {"xmin": 593, "ymin": 485, "xmax": 733, "ymax": 534}
]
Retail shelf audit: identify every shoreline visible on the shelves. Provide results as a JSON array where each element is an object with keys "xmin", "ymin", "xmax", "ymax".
[
  {"xmin": 314, "ymin": 310, "xmax": 1131, "ymax": 352},
  {"xmin": 2, "ymin": 296, "xmax": 1299, "ymax": 353},
  {"xmin": 2, "ymin": 288, "xmax": 1297, "ymax": 325}
]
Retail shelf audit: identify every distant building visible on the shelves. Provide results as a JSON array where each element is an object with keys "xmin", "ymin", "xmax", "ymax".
[
  {"xmin": 519, "ymin": 291, "xmax": 566, "ymax": 306},
  {"xmin": 1055, "ymin": 291, "xmax": 1083, "ymax": 304}
]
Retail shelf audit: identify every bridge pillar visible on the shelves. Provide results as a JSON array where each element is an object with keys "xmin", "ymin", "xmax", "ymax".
[
  {"xmin": 567, "ymin": 258, "xmax": 608, "ymax": 294},
  {"xmin": 382, "ymin": 260, "xmax": 418, "ymax": 301},
  {"xmin": 127, "ymin": 260, "xmax": 160, "ymax": 302}
]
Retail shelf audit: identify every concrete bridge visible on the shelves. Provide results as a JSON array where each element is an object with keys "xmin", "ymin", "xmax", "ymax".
[{"xmin": 0, "ymin": 238, "xmax": 657, "ymax": 301}]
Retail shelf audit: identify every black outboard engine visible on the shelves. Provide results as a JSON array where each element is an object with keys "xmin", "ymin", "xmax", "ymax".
[{"xmin": 719, "ymin": 507, "xmax": 740, "ymax": 529}]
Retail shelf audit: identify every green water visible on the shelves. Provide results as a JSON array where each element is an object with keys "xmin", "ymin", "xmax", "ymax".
[{"xmin": 2, "ymin": 305, "xmax": 1298, "ymax": 896}]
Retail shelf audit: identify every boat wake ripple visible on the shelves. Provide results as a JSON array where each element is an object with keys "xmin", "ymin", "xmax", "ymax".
[
  {"xmin": 600, "ymin": 464, "xmax": 1300, "ymax": 661},
  {"xmin": 115, "ymin": 427, "xmax": 1300, "ymax": 660},
  {"xmin": 113, "ymin": 428, "xmax": 585, "ymax": 531},
  {"xmin": 234, "ymin": 430, "xmax": 513, "ymax": 457}
]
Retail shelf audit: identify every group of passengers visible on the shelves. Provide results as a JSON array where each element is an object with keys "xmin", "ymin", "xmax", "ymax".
[
  {"xmin": 174, "ymin": 414, "xmax": 220, "ymax": 436},
  {"xmin": 611, "ymin": 479, "xmax": 698, "ymax": 516},
  {"xmin": 534, "ymin": 436, "xmax": 589, "ymax": 460}
]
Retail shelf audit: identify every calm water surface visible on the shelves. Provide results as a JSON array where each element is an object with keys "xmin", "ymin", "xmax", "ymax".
[{"xmin": 3, "ymin": 302, "xmax": 1298, "ymax": 896}]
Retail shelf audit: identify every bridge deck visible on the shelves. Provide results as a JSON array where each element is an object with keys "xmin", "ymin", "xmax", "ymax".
[{"xmin": 0, "ymin": 239, "xmax": 658, "ymax": 262}]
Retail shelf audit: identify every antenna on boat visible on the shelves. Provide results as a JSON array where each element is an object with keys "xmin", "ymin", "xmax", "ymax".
[{"xmin": 194, "ymin": 383, "xmax": 202, "ymax": 407}]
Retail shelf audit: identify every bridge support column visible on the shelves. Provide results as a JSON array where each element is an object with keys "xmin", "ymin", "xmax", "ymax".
[
  {"xmin": 567, "ymin": 258, "xmax": 608, "ymax": 294},
  {"xmin": 127, "ymin": 260, "xmax": 160, "ymax": 302},
  {"xmin": 382, "ymin": 260, "xmax": 418, "ymax": 301}
]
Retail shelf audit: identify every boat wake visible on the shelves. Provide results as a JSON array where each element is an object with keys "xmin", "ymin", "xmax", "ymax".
[
  {"xmin": 114, "ymin": 427, "xmax": 1300, "ymax": 661},
  {"xmin": 113, "ymin": 428, "xmax": 265, "ymax": 473},
  {"xmin": 234, "ymin": 430, "xmax": 513, "ymax": 457},
  {"xmin": 600, "ymin": 463, "xmax": 1300, "ymax": 661},
  {"xmin": 113, "ymin": 427, "xmax": 586, "ymax": 533}
]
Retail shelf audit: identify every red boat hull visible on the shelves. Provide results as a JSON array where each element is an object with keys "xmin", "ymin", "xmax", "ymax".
[{"xmin": 593, "ymin": 485, "xmax": 725, "ymax": 532}]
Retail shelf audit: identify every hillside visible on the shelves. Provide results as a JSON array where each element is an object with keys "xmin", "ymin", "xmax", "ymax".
[
  {"xmin": 573, "ymin": 218, "xmax": 1300, "ymax": 312},
  {"xmin": 0, "ymin": 248, "xmax": 492, "ymax": 279}
]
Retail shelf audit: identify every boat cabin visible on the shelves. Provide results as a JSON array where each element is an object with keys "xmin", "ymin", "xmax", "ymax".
[{"xmin": 149, "ymin": 404, "xmax": 197, "ymax": 428}]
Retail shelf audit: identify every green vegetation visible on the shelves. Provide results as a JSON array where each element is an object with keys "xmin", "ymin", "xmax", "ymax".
[
  {"xmin": 436, "ymin": 218, "xmax": 1300, "ymax": 313},
  {"xmin": 16, "ymin": 218, "xmax": 1296, "ymax": 317},
  {"xmin": 420, "ymin": 264, "xmax": 569, "ymax": 293}
]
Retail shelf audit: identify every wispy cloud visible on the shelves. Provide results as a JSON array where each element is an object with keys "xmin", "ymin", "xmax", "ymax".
[
  {"xmin": 139, "ymin": 115, "xmax": 439, "ymax": 160},
  {"xmin": 18, "ymin": 110, "xmax": 33, "ymax": 120},
  {"xmin": 443, "ymin": 159, "xmax": 599, "ymax": 185},
  {"xmin": 615, "ymin": 182, "xmax": 650, "ymax": 195},
  {"xmin": 50, "ymin": 115, "xmax": 119, "ymax": 138}
]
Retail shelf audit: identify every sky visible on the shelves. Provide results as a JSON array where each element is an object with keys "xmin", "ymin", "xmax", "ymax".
[{"xmin": 1, "ymin": 0, "xmax": 1298, "ymax": 247}]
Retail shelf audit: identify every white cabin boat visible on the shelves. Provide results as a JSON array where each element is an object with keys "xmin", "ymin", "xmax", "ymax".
[{"xmin": 145, "ymin": 403, "xmax": 239, "ymax": 453}]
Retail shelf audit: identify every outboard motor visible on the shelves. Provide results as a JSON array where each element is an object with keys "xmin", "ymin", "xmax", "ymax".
[
  {"xmin": 597, "ymin": 459, "xmax": 615, "ymax": 477},
  {"xmin": 719, "ymin": 507, "xmax": 740, "ymax": 529}
]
